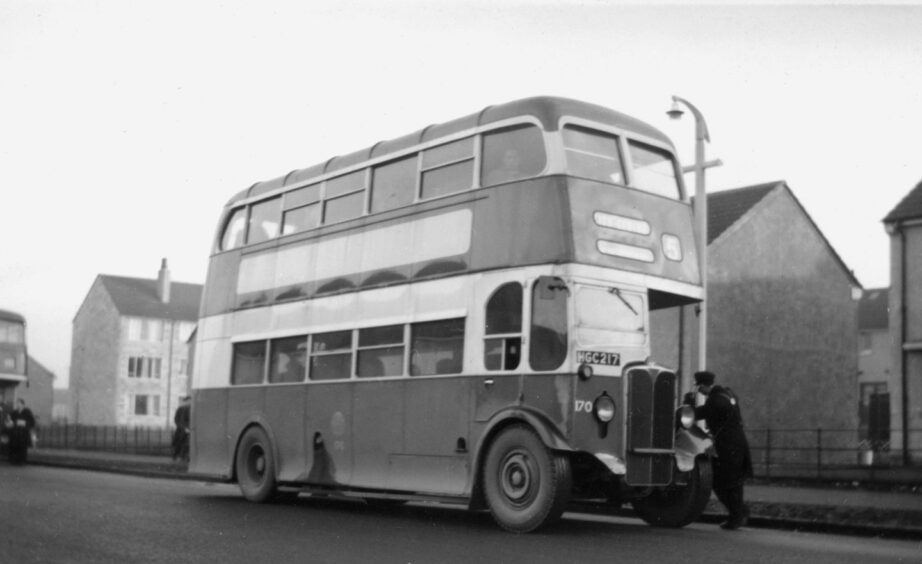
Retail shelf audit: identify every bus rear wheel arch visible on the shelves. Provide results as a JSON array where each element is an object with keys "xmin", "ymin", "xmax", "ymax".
[
  {"xmin": 235, "ymin": 425, "xmax": 282, "ymax": 503},
  {"xmin": 481, "ymin": 424, "xmax": 572, "ymax": 533}
]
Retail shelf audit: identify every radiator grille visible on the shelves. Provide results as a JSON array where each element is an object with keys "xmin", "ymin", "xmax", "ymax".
[{"xmin": 625, "ymin": 367, "xmax": 676, "ymax": 485}]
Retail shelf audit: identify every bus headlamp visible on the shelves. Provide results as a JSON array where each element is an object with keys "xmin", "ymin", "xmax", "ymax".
[
  {"xmin": 577, "ymin": 363, "xmax": 593, "ymax": 380},
  {"xmin": 594, "ymin": 394, "xmax": 616, "ymax": 423},
  {"xmin": 677, "ymin": 405, "xmax": 695, "ymax": 429}
]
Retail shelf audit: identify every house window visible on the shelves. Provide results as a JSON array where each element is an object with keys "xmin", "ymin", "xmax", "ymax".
[
  {"xmin": 134, "ymin": 395, "xmax": 149, "ymax": 416},
  {"xmin": 132, "ymin": 394, "xmax": 162, "ymax": 417},
  {"xmin": 128, "ymin": 356, "xmax": 162, "ymax": 379},
  {"xmin": 128, "ymin": 318, "xmax": 163, "ymax": 342}
]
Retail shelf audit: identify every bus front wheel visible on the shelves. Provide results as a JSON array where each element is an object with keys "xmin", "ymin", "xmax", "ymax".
[
  {"xmin": 631, "ymin": 456, "xmax": 713, "ymax": 528},
  {"xmin": 482, "ymin": 425, "xmax": 572, "ymax": 533},
  {"xmin": 236, "ymin": 426, "xmax": 280, "ymax": 503}
]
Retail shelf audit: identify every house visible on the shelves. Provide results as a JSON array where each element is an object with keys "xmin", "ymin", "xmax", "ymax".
[
  {"xmin": 652, "ymin": 181, "xmax": 862, "ymax": 436},
  {"xmin": 857, "ymin": 288, "xmax": 891, "ymax": 453},
  {"xmin": 883, "ymin": 178, "xmax": 922, "ymax": 464},
  {"xmin": 69, "ymin": 260, "xmax": 201, "ymax": 427}
]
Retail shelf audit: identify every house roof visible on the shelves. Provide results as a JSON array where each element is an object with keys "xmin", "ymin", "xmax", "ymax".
[
  {"xmin": 704, "ymin": 181, "xmax": 780, "ymax": 243},
  {"xmin": 27, "ymin": 355, "xmax": 55, "ymax": 381},
  {"xmin": 98, "ymin": 275, "xmax": 202, "ymax": 322},
  {"xmin": 858, "ymin": 288, "xmax": 889, "ymax": 330},
  {"xmin": 700, "ymin": 180, "xmax": 862, "ymax": 288},
  {"xmin": 883, "ymin": 178, "xmax": 922, "ymax": 223}
]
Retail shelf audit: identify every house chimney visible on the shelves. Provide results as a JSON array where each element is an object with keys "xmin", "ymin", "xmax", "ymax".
[{"xmin": 157, "ymin": 258, "xmax": 171, "ymax": 303}]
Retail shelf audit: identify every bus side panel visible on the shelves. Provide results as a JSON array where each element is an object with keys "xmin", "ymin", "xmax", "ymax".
[
  {"xmin": 470, "ymin": 178, "xmax": 572, "ymax": 272},
  {"xmin": 351, "ymin": 380, "xmax": 405, "ymax": 489},
  {"xmin": 521, "ymin": 374, "xmax": 572, "ymax": 435},
  {"xmin": 264, "ymin": 384, "xmax": 306, "ymax": 483},
  {"xmin": 226, "ymin": 386, "xmax": 266, "ymax": 467},
  {"xmin": 200, "ymin": 250, "xmax": 242, "ymax": 319},
  {"xmin": 303, "ymin": 382, "xmax": 353, "ymax": 486},
  {"xmin": 389, "ymin": 376, "xmax": 472, "ymax": 495},
  {"xmin": 474, "ymin": 374, "xmax": 522, "ymax": 422},
  {"xmin": 190, "ymin": 388, "xmax": 231, "ymax": 478},
  {"xmin": 570, "ymin": 375, "xmax": 626, "ymax": 463}
]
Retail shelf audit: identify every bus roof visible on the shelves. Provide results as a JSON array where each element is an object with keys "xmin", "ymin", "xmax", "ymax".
[
  {"xmin": 227, "ymin": 96, "xmax": 672, "ymax": 207},
  {"xmin": 0, "ymin": 309, "xmax": 25, "ymax": 323}
]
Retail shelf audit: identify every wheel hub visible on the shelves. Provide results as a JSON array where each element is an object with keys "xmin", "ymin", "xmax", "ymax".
[{"xmin": 500, "ymin": 453, "xmax": 533, "ymax": 502}]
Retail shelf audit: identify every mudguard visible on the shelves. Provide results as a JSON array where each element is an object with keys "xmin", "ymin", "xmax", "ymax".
[
  {"xmin": 673, "ymin": 426, "xmax": 713, "ymax": 472},
  {"xmin": 468, "ymin": 407, "xmax": 573, "ymax": 508}
]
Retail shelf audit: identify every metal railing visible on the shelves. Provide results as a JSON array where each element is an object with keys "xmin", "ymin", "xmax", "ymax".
[
  {"xmin": 35, "ymin": 424, "xmax": 175, "ymax": 456},
  {"xmin": 749, "ymin": 427, "xmax": 922, "ymax": 483}
]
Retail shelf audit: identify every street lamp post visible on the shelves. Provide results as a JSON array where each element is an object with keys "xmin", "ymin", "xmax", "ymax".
[{"xmin": 667, "ymin": 96, "xmax": 720, "ymax": 384}]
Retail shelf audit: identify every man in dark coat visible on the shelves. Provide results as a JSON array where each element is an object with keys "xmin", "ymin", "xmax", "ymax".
[
  {"xmin": 8, "ymin": 398, "xmax": 36, "ymax": 465},
  {"xmin": 172, "ymin": 396, "xmax": 191, "ymax": 462},
  {"xmin": 693, "ymin": 371, "xmax": 753, "ymax": 530}
]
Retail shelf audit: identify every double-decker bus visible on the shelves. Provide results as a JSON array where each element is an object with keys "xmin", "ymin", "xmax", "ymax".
[{"xmin": 191, "ymin": 96, "xmax": 712, "ymax": 532}]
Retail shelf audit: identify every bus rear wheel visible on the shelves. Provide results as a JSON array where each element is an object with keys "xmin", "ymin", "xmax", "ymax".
[
  {"xmin": 482, "ymin": 425, "xmax": 572, "ymax": 533},
  {"xmin": 236, "ymin": 426, "xmax": 280, "ymax": 503},
  {"xmin": 631, "ymin": 456, "xmax": 713, "ymax": 528}
]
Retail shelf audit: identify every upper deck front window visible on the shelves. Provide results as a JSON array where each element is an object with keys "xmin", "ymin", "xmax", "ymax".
[
  {"xmin": 220, "ymin": 208, "xmax": 247, "ymax": 251},
  {"xmin": 627, "ymin": 141, "xmax": 681, "ymax": 199},
  {"xmin": 248, "ymin": 198, "xmax": 282, "ymax": 245},
  {"xmin": 481, "ymin": 125, "xmax": 546, "ymax": 186},
  {"xmin": 563, "ymin": 125, "xmax": 625, "ymax": 185},
  {"xmin": 0, "ymin": 320, "xmax": 24, "ymax": 344}
]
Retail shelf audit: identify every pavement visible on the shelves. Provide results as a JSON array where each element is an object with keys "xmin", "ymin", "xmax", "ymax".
[{"xmin": 22, "ymin": 448, "xmax": 922, "ymax": 539}]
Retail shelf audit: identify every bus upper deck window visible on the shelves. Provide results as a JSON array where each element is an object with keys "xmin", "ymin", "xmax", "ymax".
[
  {"xmin": 481, "ymin": 125, "xmax": 546, "ymax": 186},
  {"xmin": 563, "ymin": 125, "xmax": 625, "ymax": 184},
  {"xmin": 282, "ymin": 184, "xmax": 322, "ymax": 236},
  {"xmin": 248, "ymin": 197, "xmax": 282, "ymax": 245},
  {"xmin": 220, "ymin": 208, "xmax": 247, "ymax": 251},
  {"xmin": 627, "ymin": 141, "xmax": 681, "ymax": 199}
]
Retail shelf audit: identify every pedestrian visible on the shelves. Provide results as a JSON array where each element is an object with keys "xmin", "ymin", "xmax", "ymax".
[
  {"xmin": 8, "ymin": 398, "xmax": 36, "ymax": 465},
  {"xmin": 172, "ymin": 395, "xmax": 191, "ymax": 463},
  {"xmin": 692, "ymin": 371, "xmax": 753, "ymax": 530}
]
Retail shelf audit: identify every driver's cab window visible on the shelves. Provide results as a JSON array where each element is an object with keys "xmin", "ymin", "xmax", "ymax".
[
  {"xmin": 530, "ymin": 276, "xmax": 568, "ymax": 371},
  {"xmin": 484, "ymin": 282, "xmax": 522, "ymax": 370}
]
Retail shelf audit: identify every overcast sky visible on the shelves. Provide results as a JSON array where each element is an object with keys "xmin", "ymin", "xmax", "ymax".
[{"xmin": 3, "ymin": 1, "xmax": 921, "ymax": 388}]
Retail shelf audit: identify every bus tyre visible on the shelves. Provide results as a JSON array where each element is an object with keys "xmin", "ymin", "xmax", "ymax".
[
  {"xmin": 236, "ymin": 426, "xmax": 280, "ymax": 503},
  {"xmin": 631, "ymin": 457, "xmax": 713, "ymax": 528},
  {"xmin": 482, "ymin": 425, "xmax": 572, "ymax": 533}
]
